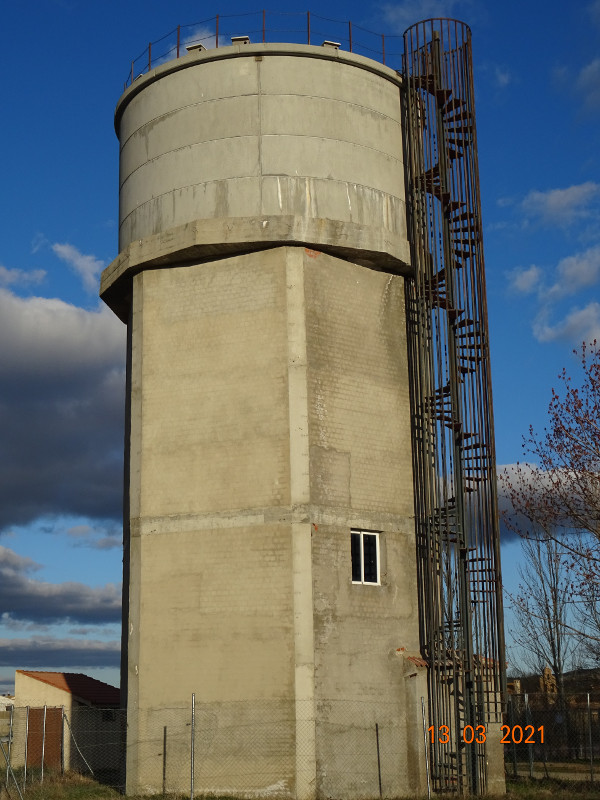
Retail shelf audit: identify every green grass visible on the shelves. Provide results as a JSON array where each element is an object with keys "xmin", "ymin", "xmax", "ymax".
[
  {"xmin": 3, "ymin": 772, "xmax": 600, "ymax": 800},
  {"xmin": 505, "ymin": 775, "xmax": 600, "ymax": 800}
]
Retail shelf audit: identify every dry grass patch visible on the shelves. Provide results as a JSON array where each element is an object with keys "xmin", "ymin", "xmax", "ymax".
[{"xmin": 3, "ymin": 773, "xmax": 600, "ymax": 800}]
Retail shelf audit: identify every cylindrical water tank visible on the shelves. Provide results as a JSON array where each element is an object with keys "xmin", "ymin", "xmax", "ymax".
[{"xmin": 113, "ymin": 43, "xmax": 410, "ymax": 280}]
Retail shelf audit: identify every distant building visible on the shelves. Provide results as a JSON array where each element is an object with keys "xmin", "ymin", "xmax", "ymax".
[
  {"xmin": 15, "ymin": 670, "xmax": 120, "ymax": 709},
  {"xmin": 10, "ymin": 671, "xmax": 121, "ymax": 780},
  {"xmin": 0, "ymin": 694, "xmax": 15, "ymax": 711}
]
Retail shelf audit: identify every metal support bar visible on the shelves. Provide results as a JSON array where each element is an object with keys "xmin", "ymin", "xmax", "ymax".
[
  {"xmin": 23, "ymin": 706, "xmax": 29, "ymax": 789},
  {"xmin": 41, "ymin": 705, "xmax": 47, "ymax": 783},
  {"xmin": 190, "ymin": 693, "xmax": 195, "ymax": 800}
]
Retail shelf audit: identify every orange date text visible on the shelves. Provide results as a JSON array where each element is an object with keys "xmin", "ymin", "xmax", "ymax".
[
  {"xmin": 500, "ymin": 725, "xmax": 544, "ymax": 744},
  {"xmin": 428, "ymin": 725, "xmax": 487, "ymax": 744}
]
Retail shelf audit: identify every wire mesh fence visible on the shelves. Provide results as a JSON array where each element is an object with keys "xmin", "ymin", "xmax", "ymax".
[
  {"xmin": 128, "ymin": 698, "xmax": 415, "ymax": 797},
  {"xmin": 1, "ymin": 698, "xmax": 422, "ymax": 797},
  {"xmin": 505, "ymin": 692, "xmax": 600, "ymax": 782},
  {"xmin": 3, "ymin": 693, "xmax": 600, "ymax": 796},
  {"xmin": 2, "ymin": 705, "xmax": 126, "ymax": 794}
]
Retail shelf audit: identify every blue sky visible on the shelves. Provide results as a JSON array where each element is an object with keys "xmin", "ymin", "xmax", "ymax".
[{"xmin": 1, "ymin": 0, "xmax": 599, "ymax": 694}]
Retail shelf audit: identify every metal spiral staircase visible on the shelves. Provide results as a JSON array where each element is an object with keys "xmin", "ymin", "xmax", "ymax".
[{"xmin": 402, "ymin": 19, "xmax": 506, "ymax": 794}]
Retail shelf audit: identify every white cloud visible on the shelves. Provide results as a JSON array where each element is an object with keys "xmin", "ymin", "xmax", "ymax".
[
  {"xmin": 66, "ymin": 522, "xmax": 122, "ymax": 550},
  {"xmin": 506, "ymin": 240, "xmax": 600, "ymax": 345},
  {"xmin": 151, "ymin": 26, "xmax": 217, "ymax": 69},
  {"xmin": 182, "ymin": 25, "xmax": 216, "ymax": 51},
  {"xmin": 497, "ymin": 463, "xmax": 543, "ymax": 542},
  {"xmin": 521, "ymin": 182, "xmax": 600, "ymax": 226},
  {"xmin": 31, "ymin": 233, "xmax": 49, "ymax": 254},
  {"xmin": 66, "ymin": 524, "xmax": 92, "ymax": 538},
  {"xmin": 0, "ymin": 288, "xmax": 124, "ymax": 374},
  {"xmin": 0, "ymin": 546, "xmax": 40, "ymax": 574},
  {"xmin": 0, "ymin": 636, "xmax": 120, "ymax": 667},
  {"xmin": 577, "ymin": 58, "xmax": 600, "ymax": 112},
  {"xmin": 0, "ymin": 266, "xmax": 46, "ymax": 288},
  {"xmin": 546, "ymin": 245, "xmax": 600, "ymax": 299},
  {"xmin": 0, "ymin": 614, "xmax": 51, "ymax": 633},
  {"xmin": 0, "ymin": 543, "xmax": 121, "ymax": 625},
  {"xmin": 533, "ymin": 302, "xmax": 600, "ymax": 343},
  {"xmin": 494, "ymin": 66, "xmax": 511, "ymax": 88},
  {"xmin": 52, "ymin": 242, "xmax": 105, "ymax": 294},
  {"xmin": 382, "ymin": 0, "xmax": 459, "ymax": 32},
  {"xmin": 507, "ymin": 265, "xmax": 542, "ymax": 294},
  {"xmin": 0, "ymin": 288, "xmax": 125, "ymax": 530}
]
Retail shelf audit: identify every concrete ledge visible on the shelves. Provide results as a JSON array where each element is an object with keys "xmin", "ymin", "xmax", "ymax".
[
  {"xmin": 130, "ymin": 505, "xmax": 416, "ymax": 537},
  {"xmin": 100, "ymin": 217, "xmax": 412, "ymax": 321}
]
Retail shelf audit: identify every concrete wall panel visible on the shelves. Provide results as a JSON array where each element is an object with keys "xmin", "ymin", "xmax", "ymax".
[
  {"xmin": 120, "ymin": 94, "xmax": 260, "ymax": 176},
  {"xmin": 119, "ymin": 57, "xmax": 260, "ymax": 144},
  {"xmin": 133, "ymin": 250, "xmax": 291, "ymax": 517},
  {"xmin": 303, "ymin": 250, "xmax": 413, "ymax": 516},
  {"xmin": 120, "ymin": 136, "xmax": 261, "ymax": 227},
  {"xmin": 258, "ymin": 54, "xmax": 401, "ymax": 121}
]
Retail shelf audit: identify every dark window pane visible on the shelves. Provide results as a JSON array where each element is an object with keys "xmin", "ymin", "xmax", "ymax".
[
  {"xmin": 363, "ymin": 534, "xmax": 378, "ymax": 583},
  {"xmin": 351, "ymin": 532, "xmax": 362, "ymax": 582}
]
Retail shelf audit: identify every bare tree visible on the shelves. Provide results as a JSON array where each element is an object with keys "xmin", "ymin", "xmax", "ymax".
[
  {"xmin": 508, "ymin": 534, "xmax": 578, "ymax": 688},
  {"xmin": 502, "ymin": 341, "xmax": 600, "ymax": 665}
]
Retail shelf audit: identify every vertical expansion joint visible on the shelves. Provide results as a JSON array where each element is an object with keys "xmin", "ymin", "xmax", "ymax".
[{"xmin": 402, "ymin": 18, "xmax": 506, "ymax": 796}]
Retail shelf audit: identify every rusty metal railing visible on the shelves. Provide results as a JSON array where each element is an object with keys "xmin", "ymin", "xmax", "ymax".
[
  {"xmin": 402, "ymin": 19, "xmax": 506, "ymax": 795},
  {"xmin": 123, "ymin": 11, "xmax": 403, "ymax": 89}
]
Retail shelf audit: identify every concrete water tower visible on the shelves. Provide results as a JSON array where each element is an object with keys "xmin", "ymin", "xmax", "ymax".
[{"xmin": 101, "ymin": 18, "xmax": 504, "ymax": 799}]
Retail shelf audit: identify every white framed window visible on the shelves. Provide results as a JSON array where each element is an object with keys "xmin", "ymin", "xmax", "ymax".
[{"xmin": 351, "ymin": 529, "xmax": 380, "ymax": 585}]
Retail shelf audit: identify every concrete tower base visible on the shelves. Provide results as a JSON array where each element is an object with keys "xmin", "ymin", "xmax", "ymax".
[{"xmin": 119, "ymin": 245, "xmax": 425, "ymax": 797}]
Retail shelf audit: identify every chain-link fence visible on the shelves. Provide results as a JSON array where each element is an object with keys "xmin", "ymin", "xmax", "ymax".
[
  {"xmin": 129, "ymin": 698, "xmax": 418, "ymax": 797},
  {"xmin": 4, "ymin": 693, "xmax": 599, "ymax": 796},
  {"xmin": 1, "ymin": 698, "xmax": 425, "ymax": 797},
  {"xmin": 505, "ymin": 692, "xmax": 600, "ymax": 782},
  {"xmin": 2, "ymin": 705, "xmax": 126, "ymax": 795}
]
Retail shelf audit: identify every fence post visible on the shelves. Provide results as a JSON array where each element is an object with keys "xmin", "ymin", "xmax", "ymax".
[
  {"xmin": 589, "ymin": 693, "xmax": 595, "ymax": 783},
  {"xmin": 148, "ymin": 42, "xmax": 152, "ymax": 72},
  {"xmin": 177, "ymin": 25, "xmax": 181, "ymax": 58},
  {"xmin": 375, "ymin": 723, "xmax": 382, "ymax": 797},
  {"xmin": 163, "ymin": 726, "xmax": 167, "ymax": 795},
  {"xmin": 262, "ymin": 9, "xmax": 266, "ymax": 42},
  {"xmin": 0, "ymin": 737, "xmax": 24, "ymax": 800},
  {"xmin": 509, "ymin": 696, "xmax": 517, "ymax": 778},
  {"xmin": 23, "ymin": 706, "xmax": 29, "ymax": 789},
  {"xmin": 421, "ymin": 697, "xmax": 431, "ymax": 800},
  {"xmin": 215, "ymin": 15, "xmax": 219, "ymax": 48},
  {"xmin": 348, "ymin": 21, "xmax": 352, "ymax": 52},
  {"xmin": 307, "ymin": 11, "xmax": 310, "ymax": 45},
  {"xmin": 60, "ymin": 707, "xmax": 65, "ymax": 775},
  {"xmin": 381, "ymin": 34, "xmax": 385, "ymax": 65},
  {"xmin": 190, "ymin": 693, "xmax": 195, "ymax": 800},
  {"xmin": 5, "ymin": 704, "xmax": 13, "ymax": 786},
  {"xmin": 41, "ymin": 705, "xmax": 47, "ymax": 783},
  {"xmin": 525, "ymin": 694, "xmax": 533, "ymax": 778}
]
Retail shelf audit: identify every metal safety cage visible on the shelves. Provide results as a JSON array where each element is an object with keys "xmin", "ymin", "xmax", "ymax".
[{"xmin": 401, "ymin": 19, "xmax": 506, "ymax": 795}]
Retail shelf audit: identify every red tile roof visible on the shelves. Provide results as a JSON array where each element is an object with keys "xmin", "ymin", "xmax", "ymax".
[{"xmin": 17, "ymin": 671, "xmax": 120, "ymax": 707}]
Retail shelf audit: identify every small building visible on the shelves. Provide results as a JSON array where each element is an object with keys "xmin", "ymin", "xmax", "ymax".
[
  {"xmin": 0, "ymin": 695, "xmax": 15, "ymax": 747},
  {"xmin": 11, "ymin": 671, "xmax": 121, "ymax": 782}
]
